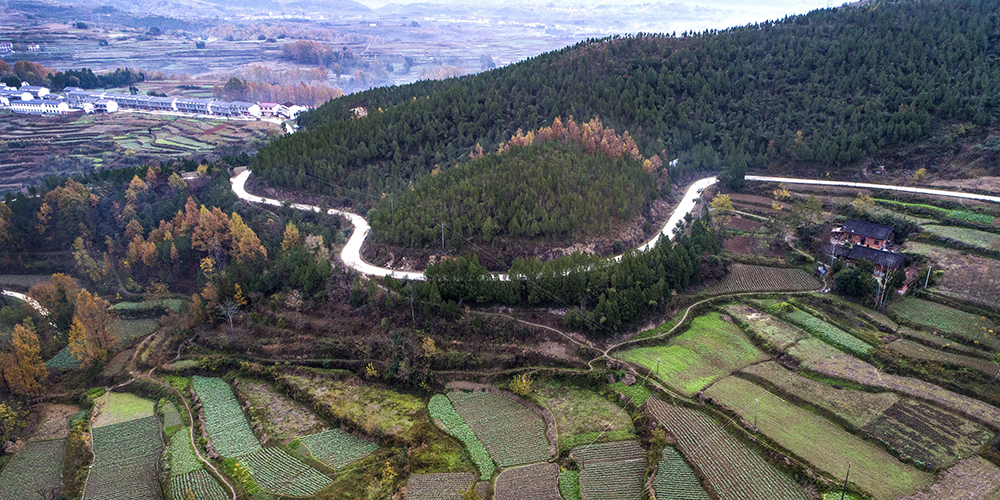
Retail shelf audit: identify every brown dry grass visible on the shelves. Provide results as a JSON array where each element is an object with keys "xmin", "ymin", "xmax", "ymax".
[
  {"xmin": 900, "ymin": 456, "xmax": 1000, "ymax": 499},
  {"xmin": 30, "ymin": 404, "xmax": 78, "ymax": 441}
]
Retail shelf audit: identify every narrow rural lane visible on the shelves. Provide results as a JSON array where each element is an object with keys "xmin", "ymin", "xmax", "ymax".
[{"xmin": 233, "ymin": 170, "xmax": 1000, "ymax": 281}]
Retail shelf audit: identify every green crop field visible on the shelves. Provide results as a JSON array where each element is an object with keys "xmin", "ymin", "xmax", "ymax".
[
  {"xmin": 0, "ymin": 439, "xmax": 66, "ymax": 500},
  {"xmin": 722, "ymin": 304, "xmax": 808, "ymax": 351},
  {"xmin": 704, "ymin": 264, "xmax": 820, "ymax": 295},
  {"xmin": 112, "ymin": 318, "xmax": 159, "ymax": 343},
  {"xmin": 85, "ymin": 416, "xmax": 164, "ymax": 500},
  {"xmin": 785, "ymin": 310, "xmax": 873, "ymax": 356},
  {"xmin": 165, "ymin": 427, "xmax": 202, "ymax": 476},
  {"xmin": 299, "ymin": 429, "xmax": 378, "ymax": 469},
  {"xmin": 739, "ymin": 362, "xmax": 899, "ymax": 429},
  {"xmin": 92, "ymin": 392, "xmax": 156, "ymax": 428},
  {"xmin": 558, "ymin": 470, "xmax": 582, "ymax": 500},
  {"xmin": 494, "ymin": 462, "xmax": 562, "ymax": 500},
  {"xmin": 279, "ymin": 371, "xmax": 425, "ymax": 441},
  {"xmin": 861, "ymin": 399, "xmax": 993, "ymax": 469},
  {"xmin": 447, "ymin": 391, "xmax": 551, "ymax": 467},
  {"xmin": 236, "ymin": 447, "xmax": 332, "ymax": 497},
  {"xmin": 537, "ymin": 379, "xmax": 635, "ymax": 452},
  {"xmin": 615, "ymin": 313, "xmax": 769, "ymax": 396},
  {"xmin": 429, "ymin": 394, "xmax": 494, "ymax": 479},
  {"xmin": 889, "ymin": 298, "xmax": 1000, "ymax": 350},
  {"xmin": 923, "ymin": 225, "xmax": 1000, "ymax": 249},
  {"xmin": 608, "ymin": 382, "xmax": 653, "ymax": 406},
  {"xmin": 170, "ymin": 470, "xmax": 228, "ymax": 500},
  {"xmin": 191, "ymin": 376, "xmax": 262, "ymax": 458},
  {"xmin": 571, "ymin": 441, "xmax": 646, "ymax": 500},
  {"xmin": 888, "ymin": 339, "xmax": 999, "ymax": 376},
  {"xmin": 160, "ymin": 401, "xmax": 183, "ymax": 436},
  {"xmin": 653, "ymin": 447, "xmax": 710, "ymax": 500},
  {"xmin": 645, "ymin": 397, "xmax": 810, "ymax": 500},
  {"xmin": 704, "ymin": 377, "xmax": 933, "ymax": 499},
  {"xmin": 112, "ymin": 299, "xmax": 184, "ymax": 312},
  {"xmin": 407, "ymin": 473, "xmax": 476, "ymax": 500},
  {"xmin": 45, "ymin": 346, "xmax": 81, "ymax": 370}
]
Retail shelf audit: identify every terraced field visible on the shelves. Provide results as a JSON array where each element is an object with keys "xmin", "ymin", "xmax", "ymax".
[
  {"xmin": 615, "ymin": 313, "xmax": 769, "ymax": 396},
  {"xmin": 191, "ymin": 376, "xmax": 262, "ymax": 458},
  {"xmin": 85, "ymin": 416, "xmax": 164, "ymax": 500},
  {"xmin": 407, "ymin": 472, "xmax": 476, "ymax": 500},
  {"xmin": 299, "ymin": 429, "xmax": 378, "ymax": 469},
  {"xmin": 722, "ymin": 304, "xmax": 808, "ymax": 351},
  {"xmin": 494, "ymin": 462, "xmax": 562, "ymax": 500},
  {"xmin": 887, "ymin": 339, "xmax": 999, "ymax": 376},
  {"xmin": 429, "ymin": 394, "xmax": 494, "ymax": 479},
  {"xmin": 0, "ymin": 439, "xmax": 66, "ymax": 500},
  {"xmin": 784, "ymin": 309, "xmax": 873, "ymax": 356},
  {"xmin": 571, "ymin": 440, "xmax": 646, "ymax": 500},
  {"xmin": 653, "ymin": 447, "xmax": 711, "ymax": 500},
  {"xmin": 170, "ymin": 470, "xmax": 228, "ymax": 500},
  {"xmin": 704, "ymin": 264, "xmax": 820, "ymax": 295},
  {"xmin": 447, "ymin": 391, "xmax": 551, "ymax": 467},
  {"xmin": 922, "ymin": 225, "xmax": 1000, "ymax": 250},
  {"xmin": 236, "ymin": 447, "xmax": 332, "ymax": 497},
  {"xmin": 705, "ymin": 376, "xmax": 933, "ymax": 499},
  {"xmin": 646, "ymin": 398, "xmax": 810, "ymax": 500},
  {"xmin": 537, "ymin": 379, "xmax": 635, "ymax": 452},
  {"xmin": 889, "ymin": 298, "xmax": 1000, "ymax": 350}
]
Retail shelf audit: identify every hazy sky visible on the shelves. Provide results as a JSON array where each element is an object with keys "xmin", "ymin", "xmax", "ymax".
[{"xmin": 361, "ymin": 0, "xmax": 840, "ymax": 33}]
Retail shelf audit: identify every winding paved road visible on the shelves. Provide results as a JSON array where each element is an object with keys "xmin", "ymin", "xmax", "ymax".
[{"xmin": 232, "ymin": 170, "xmax": 1000, "ymax": 281}]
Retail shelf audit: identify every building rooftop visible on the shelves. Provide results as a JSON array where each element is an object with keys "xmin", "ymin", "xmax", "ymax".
[
  {"xmin": 842, "ymin": 219, "xmax": 894, "ymax": 241},
  {"xmin": 847, "ymin": 245, "xmax": 906, "ymax": 269}
]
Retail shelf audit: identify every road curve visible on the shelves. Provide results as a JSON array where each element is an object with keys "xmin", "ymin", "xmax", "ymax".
[
  {"xmin": 232, "ymin": 170, "xmax": 999, "ymax": 281},
  {"xmin": 1, "ymin": 289, "xmax": 49, "ymax": 316}
]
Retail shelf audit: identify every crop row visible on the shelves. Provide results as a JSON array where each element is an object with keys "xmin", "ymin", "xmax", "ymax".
[
  {"xmin": 428, "ymin": 394, "xmax": 494, "ymax": 479},
  {"xmin": 237, "ymin": 447, "xmax": 332, "ymax": 497},
  {"xmin": 494, "ymin": 462, "xmax": 562, "ymax": 500},
  {"xmin": 645, "ymin": 397, "xmax": 810, "ymax": 500},
  {"xmin": 170, "ymin": 470, "xmax": 228, "ymax": 500},
  {"xmin": 447, "ymin": 391, "xmax": 551, "ymax": 467},
  {"xmin": 889, "ymin": 298, "xmax": 1000, "ymax": 350},
  {"xmin": 85, "ymin": 416, "xmax": 164, "ymax": 500},
  {"xmin": 573, "ymin": 441, "xmax": 646, "ymax": 500},
  {"xmin": 406, "ymin": 472, "xmax": 476, "ymax": 500},
  {"xmin": 299, "ymin": 429, "xmax": 378, "ymax": 469},
  {"xmin": 705, "ymin": 264, "xmax": 819, "ymax": 295},
  {"xmin": 191, "ymin": 376, "xmax": 262, "ymax": 458},
  {"xmin": 571, "ymin": 439, "xmax": 645, "ymax": 464},
  {"xmin": 654, "ymin": 447, "xmax": 710, "ymax": 500},
  {"xmin": 0, "ymin": 439, "xmax": 66, "ymax": 500},
  {"xmin": 165, "ymin": 427, "xmax": 201, "ymax": 476},
  {"xmin": 785, "ymin": 310, "xmax": 872, "ymax": 356}
]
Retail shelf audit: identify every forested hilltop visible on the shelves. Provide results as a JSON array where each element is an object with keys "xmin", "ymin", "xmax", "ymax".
[{"xmin": 254, "ymin": 0, "xmax": 1000, "ymax": 206}]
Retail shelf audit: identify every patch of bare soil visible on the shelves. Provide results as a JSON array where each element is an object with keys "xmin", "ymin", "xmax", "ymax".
[
  {"xmin": 900, "ymin": 456, "xmax": 1000, "ymax": 500},
  {"xmin": 236, "ymin": 379, "xmax": 325, "ymax": 441},
  {"xmin": 30, "ymin": 404, "xmax": 78, "ymax": 441}
]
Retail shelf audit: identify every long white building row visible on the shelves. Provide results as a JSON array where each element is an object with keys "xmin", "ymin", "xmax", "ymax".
[{"xmin": 0, "ymin": 83, "xmax": 305, "ymax": 119}]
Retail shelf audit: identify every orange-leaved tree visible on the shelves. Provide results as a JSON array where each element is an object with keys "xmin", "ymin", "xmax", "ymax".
[
  {"xmin": 67, "ymin": 289, "xmax": 118, "ymax": 366},
  {"xmin": 3, "ymin": 319, "xmax": 47, "ymax": 397}
]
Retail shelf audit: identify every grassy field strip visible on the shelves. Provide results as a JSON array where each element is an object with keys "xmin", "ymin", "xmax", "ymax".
[
  {"xmin": 92, "ymin": 392, "xmax": 155, "ymax": 428},
  {"xmin": 494, "ymin": 462, "xmax": 562, "ymax": 500},
  {"xmin": 897, "ymin": 457, "xmax": 1000, "ymax": 500},
  {"xmin": 85, "ymin": 415, "xmax": 164, "ymax": 500},
  {"xmin": 888, "ymin": 339, "xmax": 999, "ymax": 376},
  {"xmin": 898, "ymin": 327, "xmax": 990, "ymax": 358},
  {"xmin": 739, "ymin": 361, "xmax": 898, "ymax": 429},
  {"xmin": 0, "ymin": 439, "xmax": 66, "ymax": 500},
  {"xmin": 803, "ymin": 352, "xmax": 1000, "ymax": 430},
  {"xmin": 653, "ymin": 447, "xmax": 711, "ymax": 500},
  {"xmin": 889, "ymin": 298, "xmax": 1000, "ymax": 350},
  {"xmin": 447, "ymin": 391, "xmax": 551, "ymax": 467},
  {"xmin": 191, "ymin": 376, "xmax": 262, "ymax": 458},
  {"xmin": 784, "ymin": 310, "xmax": 873, "ymax": 356},
  {"xmin": 429, "ymin": 394, "xmax": 494, "ymax": 479},
  {"xmin": 170, "ymin": 469, "xmax": 229, "ymax": 500},
  {"xmin": 645, "ymin": 397, "xmax": 810, "ymax": 500},
  {"xmin": 704, "ymin": 264, "xmax": 820, "ymax": 295},
  {"xmin": 615, "ymin": 313, "xmax": 769, "ymax": 396},
  {"xmin": 722, "ymin": 304, "xmax": 808, "ymax": 351},
  {"xmin": 558, "ymin": 470, "xmax": 582, "ymax": 500},
  {"xmin": 166, "ymin": 426, "xmax": 203, "ymax": 476},
  {"xmin": 922, "ymin": 225, "xmax": 1000, "ymax": 250},
  {"xmin": 536, "ymin": 380, "xmax": 635, "ymax": 453},
  {"xmin": 862, "ymin": 399, "xmax": 993, "ymax": 469},
  {"xmin": 706, "ymin": 377, "xmax": 933, "ymax": 499},
  {"xmin": 406, "ymin": 472, "xmax": 476, "ymax": 500},
  {"xmin": 571, "ymin": 440, "xmax": 646, "ymax": 500}
]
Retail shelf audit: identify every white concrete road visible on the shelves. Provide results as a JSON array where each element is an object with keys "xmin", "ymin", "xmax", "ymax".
[
  {"xmin": 232, "ymin": 170, "xmax": 1000, "ymax": 281},
  {"xmin": 2, "ymin": 289, "xmax": 50, "ymax": 316}
]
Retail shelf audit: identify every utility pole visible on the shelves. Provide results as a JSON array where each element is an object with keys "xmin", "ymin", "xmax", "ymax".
[
  {"xmin": 441, "ymin": 221, "xmax": 445, "ymax": 252},
  {"xmin": 924, "ymin": 266, "xmax": 931, "ymax": 289},
  {"xmin": 655, "ymin": 358, "xmax": 660, "ymax": 378},
  {"xmin": 840, "ymin": 462, "xmax": 852, "ymax": 500},
  {"xmin": 754, "ymin": 398, "xmax": 759, "ymax": 429}
]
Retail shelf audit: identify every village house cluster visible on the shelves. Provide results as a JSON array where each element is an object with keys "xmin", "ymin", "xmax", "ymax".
[{"xmin": 0, "ymin": 82, "xmax": 306, "ymax": 119}]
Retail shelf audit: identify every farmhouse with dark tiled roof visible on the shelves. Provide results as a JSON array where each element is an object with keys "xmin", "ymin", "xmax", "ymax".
[
  {"xmin": 836, "ymin": 219, "xmax": 894, "ymax": 250},
  {"xmin": 846, "ymin": 245, "xmax": 906, "ymax": 270}
]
